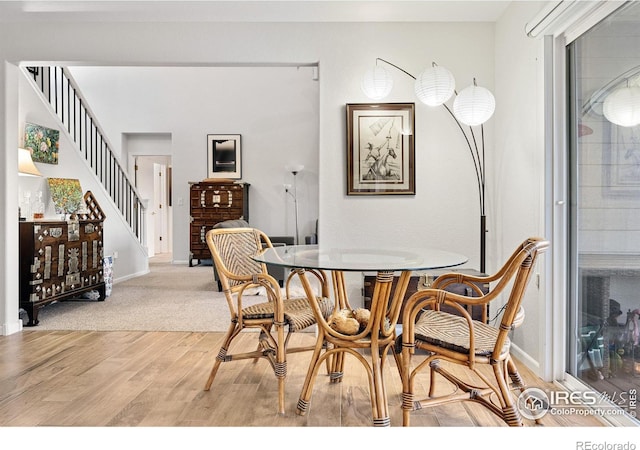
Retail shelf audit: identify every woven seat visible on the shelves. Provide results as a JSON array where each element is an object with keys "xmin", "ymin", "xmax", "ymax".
[
  {"xmin": 398, "ymin": 237, "xmax": 549, "ymax": 427},
  {"xmin": 203, "ymin": 227, "xmax": 331, "ymax": 415},
  {"xmin": 413, "ymin": 309, "xmax": 510, "ymax": 358},
  {"xmin": 242, "ymin": 297, "xmax": 334, "ymax": 330}
]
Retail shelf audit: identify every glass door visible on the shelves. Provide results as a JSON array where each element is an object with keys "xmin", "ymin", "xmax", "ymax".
[{"xmin": 568, "ymin": 1, "xmax": 640, "ymax": 421}]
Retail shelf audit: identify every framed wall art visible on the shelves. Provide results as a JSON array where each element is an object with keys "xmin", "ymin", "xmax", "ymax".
[
  {"xmin": 207, "ymin": 134, "xmax": 242, "ymax": 179},
  {"xmin": 346, "ymin": 103, "xmax": 415, "ymax": 195},
  {"xmin": 47, "ymin": 178, "xmax": 85, "ymax": 214},
  {"xmin": 24, "ymin": 122, "xmax": 60, "ymax": 165},
  {"xmin": 603, "ymin": 122, "xmax": 640, "ymax": 197}
]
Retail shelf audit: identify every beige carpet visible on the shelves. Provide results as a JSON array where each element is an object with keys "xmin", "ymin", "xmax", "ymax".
[{"xmin": 31, "ymin": 254, "xmax": 305, "ymax": 332}]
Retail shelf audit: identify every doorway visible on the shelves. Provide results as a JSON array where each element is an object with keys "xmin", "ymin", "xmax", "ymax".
[{"xmin": 124, "ymin": 133, "xmax": 173, "ymax": 259}]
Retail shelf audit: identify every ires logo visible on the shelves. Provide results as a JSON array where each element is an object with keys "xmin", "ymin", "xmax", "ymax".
[{"xmin": 517, "ymin": 388, "xmax": 636, "ymax": 420}]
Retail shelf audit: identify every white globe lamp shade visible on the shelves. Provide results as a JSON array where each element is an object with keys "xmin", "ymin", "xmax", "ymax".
[
  {"xmin": 453, "ymin": 84, "xmax": 496, "ymax": 126},
  {"xmin": 414, "ymin": 65, "xmax": 456, "ymax": 106},
  {"xmin": 603, "ymin": 86, "xmax": 640, "ymax": 127},
  {"xmin": 361, "ymin": 66, "xmax": 393, "ymax": 100}
]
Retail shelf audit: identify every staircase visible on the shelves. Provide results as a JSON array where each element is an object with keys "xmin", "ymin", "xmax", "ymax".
[{"xmin": 24, "ymin": 66, "xmax": 146, "ymax": 245}]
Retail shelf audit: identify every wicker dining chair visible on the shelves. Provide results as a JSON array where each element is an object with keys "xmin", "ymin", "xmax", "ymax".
[
  {"xmin": 203, "ymin": 227, "xmax": 333, "ymax": 415},
  {"xmin": 398, "ymin": 237, "xmax": 549, "ymax": 426}
]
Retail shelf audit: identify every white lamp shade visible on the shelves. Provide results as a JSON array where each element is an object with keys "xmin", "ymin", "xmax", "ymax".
[
  {"xmin": 361, "ymin": 66, "xmax": 393, "ymax": 100},
  {"xmin": 286, "ymin": 164, "xmax": 304, "ymax": 174},
  {"xmin": 453, "ymin": 84, "xmax": 496, "ymax": 126},
  {"xmin": 18, "ymin": 148, "xmax": 42, "ymax": 177},
  {"xmin": 414, "ymin": 65, "xmax": 456, "ymax": 106},
  {"xmin": 603, "ymin": 86, "xmax": 640, "ymax": 127}
]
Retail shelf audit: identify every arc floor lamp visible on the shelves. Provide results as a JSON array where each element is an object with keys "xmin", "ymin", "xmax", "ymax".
[{"xmin": 361, "ymin": 58, "xmax": 495, "ymax": 273}]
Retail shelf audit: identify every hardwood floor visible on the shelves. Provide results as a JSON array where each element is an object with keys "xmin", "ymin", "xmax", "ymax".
[{"xmin": 0, "ymin": 329, "xmax": 617, "ymax": 428}]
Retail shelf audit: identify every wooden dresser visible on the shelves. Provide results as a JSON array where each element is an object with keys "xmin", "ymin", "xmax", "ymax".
[
  {"xmin": 19, "ymin": 192, "xmax": 106, "ymax": 326},
  {"xmin": 189, "ymin": 180, "xmax": 249, "ymax": 266}
]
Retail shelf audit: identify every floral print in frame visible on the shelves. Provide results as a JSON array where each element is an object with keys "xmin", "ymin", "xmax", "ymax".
[
  {"xmin": 24, "ymin": 122, "xmax": 59, "ymax": 165},
  {"xmin": 47, "ymin": 178, "xmax": 85, "ymax": 214}
]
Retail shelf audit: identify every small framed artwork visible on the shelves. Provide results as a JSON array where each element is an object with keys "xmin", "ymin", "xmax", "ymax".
[
  {"xmin": 47, "ymin": 178, "xmax": 86, "ymax": 214},
  {"xmin": 24, "ymin": 122, "xmax": 60, "ymax": 165},
  {"xmin": 346, "ymin": 103, "xmax": 415, "ymax": 195},
  {"xmin": 603, "ymin": 122, "xmax": 640, "ymax": 197},
  {"xmin": 207, "ymin": 134, "xmax": 242, "ymax": 179}
]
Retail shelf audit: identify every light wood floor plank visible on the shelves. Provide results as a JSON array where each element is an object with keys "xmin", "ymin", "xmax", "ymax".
[{"xmin": 0, "ymin": 330, "xmax": 613, "ymax": 427}]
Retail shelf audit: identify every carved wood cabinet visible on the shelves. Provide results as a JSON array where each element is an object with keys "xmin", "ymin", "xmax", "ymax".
[
  {"xmin": 189, "ymin": 180, "xmax": 249, "ymax": 266},
  {"xmin": 19, "ymin": 217, "xmax": 105, "ymax": 326}
]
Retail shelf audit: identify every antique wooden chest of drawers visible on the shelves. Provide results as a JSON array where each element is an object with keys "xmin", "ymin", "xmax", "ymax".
[
  {"xmin": 189, "ymin": 180, "xmax": 249, "ymax": 266},
  {"xmin": 362, "ymin": 269, "xmax": 489, "ymax": 324},
  {"xmin": 19, "ymin": 218, "xmax": 105, "ymax": 326}
]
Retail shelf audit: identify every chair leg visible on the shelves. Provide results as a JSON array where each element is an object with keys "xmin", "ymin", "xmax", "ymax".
[
  {"xmin": 506, "ymin": 356, "xmax": 544, "ymax": 425},
  {"xmin": 296, "ymin": 332, "xmax": 328, "ymax": 416},
  {"xmin": 276, "ymin": 361, "xmax": 286, "ymax": 415},
  {"xmin": 428, "ymin": 360, "xmax": 439, "ymax": 397},
  {"xmin": 400, "ymin": 347, "xmax": 416, "ymax": 427},
  {"xmin": 204, "ymin": 322, "xmax": 238, "ymax": 391},
  {"xmin": 493, "ymin": 361, "xmax": 524, "ymax": 427},
  {"xmin": 204, "ymin": 348, "xmax": 226, "ymax": 391},
  {"xmin": 274, "ymin": 322, "xmax": 287, "ymax": 415},
  {"xmin": 507, "ymin": 356, "xmax": 524, "ymax": 389}
]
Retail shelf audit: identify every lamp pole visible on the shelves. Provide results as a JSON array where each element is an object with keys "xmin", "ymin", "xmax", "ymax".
[
  {"xmin": 286, "ymin": 165, "xmax": 304, "ymax": 245},
  {"xmin": 370, "ymin": 58, "xmax": 488, "ymax": 273},
  {"xmin": 292, "ymin": 169, "xmax": 300, "ymax": 245}
]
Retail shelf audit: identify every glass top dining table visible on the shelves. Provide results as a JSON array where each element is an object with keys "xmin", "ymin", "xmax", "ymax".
[
  {"xmin": 252, "ymin": 244, "xmax": 468, "ymax": 273},
  {"xmin": 252, "ymin": 244, "xmax": 468, "ymax": 427}
]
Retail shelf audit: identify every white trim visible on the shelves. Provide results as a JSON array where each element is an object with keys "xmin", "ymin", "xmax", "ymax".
[
  {"xmin": 113, "ymin": 269, "xmax": 150, "ymax": 285},
  {"xmin": 511, "ymin": 343, "xmax": 541, "ymax": 375},
  {"xmin": 550, "ymin": 32, "xmax": 570, "ymax": 382},
  {"xmin": 563, "ymin": 1, "xmax": 628, "ymax": 44},
  {"xmin": 526, "ymin": 0, "xmax": 626, "ymax": 41},
  {"xmin": 525, "ymin": 0, "xmax": 578, "ymax": 37},
  {"xmin": 1, "ymin": 319, "xmax": 23, "ymax": 336}
]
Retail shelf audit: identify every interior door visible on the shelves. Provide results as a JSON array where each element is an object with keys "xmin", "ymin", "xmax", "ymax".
[{"xmin": 153, "ymin": 163, "xmax": 167, "ymax": 254}]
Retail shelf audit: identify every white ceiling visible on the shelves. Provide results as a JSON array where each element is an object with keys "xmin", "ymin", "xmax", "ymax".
[{"xmin": 0, "ymin": 0, "xmax": 513, "ymax": 23}]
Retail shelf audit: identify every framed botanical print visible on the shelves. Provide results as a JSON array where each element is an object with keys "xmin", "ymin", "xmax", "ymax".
[
  {"xmin": 207, "ymin": 134, "xmax": 242, "ymax": 179},
  {"xmin": 24, "ymin": 122, "xmax": 60, "ymax": 165},
  {"xmin": 346, "ymin": 103, "xmax": 415, "ymax": 195}
]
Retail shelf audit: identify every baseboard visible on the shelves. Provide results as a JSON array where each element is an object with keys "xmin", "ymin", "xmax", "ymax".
[
  {"xmin": 172, "ymin": 259, "xmax": 189, "ymax": 265},
  {"xmin": 1, "ymin": 319, "xmax": 23, "ymax": 336},
  {"xmin": 113, "ymin": 269, "xmax": 150, "ymax": 285},
  {"xmin": 511, "ymin": 343, "xmax": 541, "ymax": 376}
]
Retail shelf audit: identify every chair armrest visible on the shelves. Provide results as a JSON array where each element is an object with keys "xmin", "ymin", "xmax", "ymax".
[
  {"xmin": 425, "ymin": 270, "xmax": 490, "ymax": 322},
  {"xmin": 268, "ymin": 236, "xmax": 294, "ymax": 246}
]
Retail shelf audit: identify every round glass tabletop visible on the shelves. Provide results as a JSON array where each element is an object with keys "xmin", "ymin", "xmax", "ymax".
[{"xmin": 252, "ymin": 244, "xmax": 468, "ymax": 272}]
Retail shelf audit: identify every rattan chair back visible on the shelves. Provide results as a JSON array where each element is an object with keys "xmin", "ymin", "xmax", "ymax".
[
  {"xmin": 208, "ymin": 227, "xmax": 270, "ymax": 292},
  {"xmin": 203, "ymin": 226, "xmax": 331, "ymax": 415},
  {"xmin": 399, "ymin": 237, "xmax": 549, "ymax": 427}
]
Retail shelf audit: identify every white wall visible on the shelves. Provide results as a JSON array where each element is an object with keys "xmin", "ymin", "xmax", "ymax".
[
  {"xmin": 0, "ymin": 63, "xmax": 22, "ymax": 336},
  {"xmin": 68, "ymin": 65, "xmax": 320, "ymax": 262},
  {"xmin": 1, "ymin": 20, "xmax": 495, "ymax": 258},
  {"xmin": 0, "ymin": 19, "xmax": 496, "ymax": 330},
  {"xmin": 0, "ymin": 16, "xmax": 554, "ymax": 377},
  {"xmin": 494, "ymin": 2, "xmax": 547, "ymax": 368}
]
